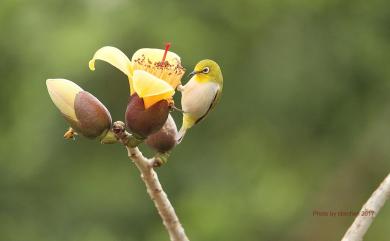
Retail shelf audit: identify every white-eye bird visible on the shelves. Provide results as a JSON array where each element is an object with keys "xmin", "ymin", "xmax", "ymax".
[{"xmin": 177, "ymin": 59, "xmax": 223, "ymax": 143}]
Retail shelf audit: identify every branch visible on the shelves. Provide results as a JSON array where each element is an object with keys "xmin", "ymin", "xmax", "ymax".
[
  {"xmin": 341, "ymin": 173, "xmax": 390, "ymax": 241},
  {"xmin": 112, "ymin": 121, "xmax": 189, "ymax": 241}
]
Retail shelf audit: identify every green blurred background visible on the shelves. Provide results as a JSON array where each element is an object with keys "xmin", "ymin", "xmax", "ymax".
[{"xmin": 1, "ymin": 0, "xmax": 390, "ymax": 240}]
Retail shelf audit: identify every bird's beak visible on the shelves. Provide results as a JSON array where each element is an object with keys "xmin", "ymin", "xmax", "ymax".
[{"xmin": 188, "ymin": 70, "xmax": 200, "ymax": 78}]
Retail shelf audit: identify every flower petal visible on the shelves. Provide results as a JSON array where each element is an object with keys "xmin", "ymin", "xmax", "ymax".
[
  {"xmin": 128, "ymin": 76, "xmax": 135, "ymax": 95},
  {"xmin": 133, "ymin": 70, "xmax": 174, "ymax": 108},
  {"xmin": 133, "ymin": 70, "xmax": 174, "ymax": 97},
  {"xmin": 46, "ymin": 78, "xmax": 83, "ymax": 121},
  {"xmin": 143, "ymin": 93, "xmax": 173, "ymax": 109},
  {"xmin": 131, "ymin": 48, "xmax": 181, "ymax": 65},
  {"xmin": 89, "ymin": 46, "xmax": 133, "ymax": 77}
]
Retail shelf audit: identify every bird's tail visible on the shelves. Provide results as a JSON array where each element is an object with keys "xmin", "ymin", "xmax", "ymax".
[
  {"xmin": 176, "ymin": 126, "xmax": 187, "ymax": 144},
  {"xmin": 176, "ymin": 114, "xmax": 195, "ymax": 144}
]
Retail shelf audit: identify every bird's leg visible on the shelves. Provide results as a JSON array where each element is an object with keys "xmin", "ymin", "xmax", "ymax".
[
  {"xmin": 167, "ymin": 98, "xmax": 185, "ymax": 113},
  {"xmin": 171, "ymin": 105, "xmax": 185, "ymax": 113}
]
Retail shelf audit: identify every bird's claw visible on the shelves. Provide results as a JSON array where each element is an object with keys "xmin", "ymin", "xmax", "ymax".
[{"xmin": 177, "ymin": 84, "xmax": 184, "ymax": 92}]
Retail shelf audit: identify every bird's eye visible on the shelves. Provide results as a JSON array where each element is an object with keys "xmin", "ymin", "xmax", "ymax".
[{"xmin": 202, "ymin": 67, "xmax": 210, "ymax": 74}]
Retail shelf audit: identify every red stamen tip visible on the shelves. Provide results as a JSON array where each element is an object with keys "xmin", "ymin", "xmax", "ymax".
[{"xmin": 162, "ymin": 42, "xmax": 171, "ymax": 63}]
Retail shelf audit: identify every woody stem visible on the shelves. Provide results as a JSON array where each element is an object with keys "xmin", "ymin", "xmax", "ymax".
[
  {"xmin": 341, "ymin": 173, "xmax": 390, "ymax": 241},
  {"xmin": 112, "ymin": 121, "xmax": 190, "ymax": 241}
]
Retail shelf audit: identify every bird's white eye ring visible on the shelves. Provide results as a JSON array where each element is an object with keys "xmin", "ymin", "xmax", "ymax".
[{"xmin": 202, "ymin": 67, "xmax": 210, "ymax": 74}]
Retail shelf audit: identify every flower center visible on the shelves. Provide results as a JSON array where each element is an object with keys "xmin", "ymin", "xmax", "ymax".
[{"xmin": 131, "ymin": 46, "xmax": 185, "ymax": 89}]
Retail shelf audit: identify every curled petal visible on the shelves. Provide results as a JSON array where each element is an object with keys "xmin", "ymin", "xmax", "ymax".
[
  {"xmin": 89, "ymin": 46, "xmax": 133, "ymax": 77},
  {"xmin": 133, "ymin": 70, "xmax": 174, "ymax": 108},
  {"xmin": 46, "ymin": 78, "xmax": 83, "ymax": 122}
]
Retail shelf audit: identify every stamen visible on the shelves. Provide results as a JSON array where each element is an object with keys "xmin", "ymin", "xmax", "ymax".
[{"xmin": 161, "ymin": 42, "xmax": 171, "ymax": 63}]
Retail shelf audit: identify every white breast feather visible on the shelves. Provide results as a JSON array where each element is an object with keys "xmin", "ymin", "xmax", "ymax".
[{"xmin": 181, "ymin": 79, "xmax": 219, "ymax": 119}]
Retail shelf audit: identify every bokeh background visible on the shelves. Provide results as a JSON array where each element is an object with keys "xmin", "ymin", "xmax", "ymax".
[{"xmin": 1, "ymin": 0, "xmax": 390, "ymax": 240}]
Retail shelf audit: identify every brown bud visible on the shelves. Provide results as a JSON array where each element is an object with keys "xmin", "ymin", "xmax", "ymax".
[
  {"xmin": 125, "ymin": 94, "xmax": 169, "ymax": 138},
  {"xmin": 71, "ymin": 91, "xmax": 112, "ymax": 139},
  {"xmin": 146, "ymin": 114, "xmax": 178, "ymax": 152}
]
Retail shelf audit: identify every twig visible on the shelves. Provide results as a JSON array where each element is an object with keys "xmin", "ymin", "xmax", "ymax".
[
  {"xmin": 341, "ymin": 173, "xmax": 390, "ymax": 241},
  {"xmin": 113, "ymin": 121, "xmax": 189, "ymax": 241}
]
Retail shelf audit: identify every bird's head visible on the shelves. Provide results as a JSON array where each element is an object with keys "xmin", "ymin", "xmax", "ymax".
[{"xmin": 189, "ymin": 59, "xmax": 223, "ymax": 84}]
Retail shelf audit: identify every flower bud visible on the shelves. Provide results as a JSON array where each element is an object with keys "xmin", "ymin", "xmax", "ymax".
[
  {"xmin": 73, "ymin": 91, "xmax": 112, "ymax": 138},
  {"xmin": 125, "ymin": 94, "xmax": 169, "ymax": 139},
  {"xmin": 146, "ymin": 114, "xmax": 178, "ymax": 153},
  {"xmin": 46, "ymin": 79, "xmax": 112, "ymax": 139}
]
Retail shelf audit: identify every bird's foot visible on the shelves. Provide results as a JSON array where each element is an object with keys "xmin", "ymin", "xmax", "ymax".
[{"xmin": 176, "ymin": 84, "xmax": 184, "ymax": 92}]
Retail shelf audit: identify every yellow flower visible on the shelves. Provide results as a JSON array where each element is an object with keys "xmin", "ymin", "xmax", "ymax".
[{"xmin": 88, "ymin": 44, "xmax": 185, "ymax": 108}]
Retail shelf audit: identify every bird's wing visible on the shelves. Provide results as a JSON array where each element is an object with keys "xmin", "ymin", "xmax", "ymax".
[{"xmin": 195, "ymin": 87, "xmax": 221, "ymax": 124}]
